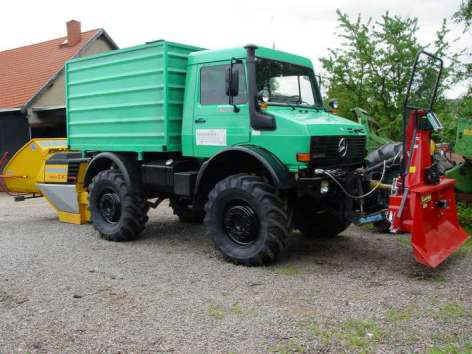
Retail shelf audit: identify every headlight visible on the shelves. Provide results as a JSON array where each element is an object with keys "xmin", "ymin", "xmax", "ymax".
[{"xmin": 320, "ymin": 180, "xmax": 329, "ymax": 194}]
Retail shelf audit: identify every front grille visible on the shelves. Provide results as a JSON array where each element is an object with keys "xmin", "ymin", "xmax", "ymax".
[{"xmin": 310, "ymin": 135, "xmax": 367, "ymax": 168}]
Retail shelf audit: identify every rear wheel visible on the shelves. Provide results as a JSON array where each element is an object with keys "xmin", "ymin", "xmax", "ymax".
[
  {"xmin": 205, "ymin": 174, "xmax": 288, "ymax": 266},
  {"xmin": 89, "ymin": 169, "xmax": 148, "ymax": 241}
]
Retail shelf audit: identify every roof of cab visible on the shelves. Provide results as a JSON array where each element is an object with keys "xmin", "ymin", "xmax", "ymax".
[{"xmin": 188, "ymin": 45, "xmax": 313, "ymax": 68}]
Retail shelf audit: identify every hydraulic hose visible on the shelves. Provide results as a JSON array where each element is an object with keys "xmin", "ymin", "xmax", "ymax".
[{"xmin": 315, "ymin": 160, "xmax": 387, "ymax": 199}]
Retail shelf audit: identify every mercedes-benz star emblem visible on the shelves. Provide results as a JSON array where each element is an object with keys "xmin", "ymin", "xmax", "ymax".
[{"xmin": 338, "ymin": 138, "xmax": 348, "ymax": 157}]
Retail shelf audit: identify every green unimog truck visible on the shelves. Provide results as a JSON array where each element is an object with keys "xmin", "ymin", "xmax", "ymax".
[{"xmin": 65, "ymin": 40, "xmax": 368, "ymax": 265}]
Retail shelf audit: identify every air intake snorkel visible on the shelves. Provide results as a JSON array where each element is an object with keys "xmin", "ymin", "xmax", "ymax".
[{"xmin": 244, "ymin": 44, "xmax": 276, "ymax": 130}]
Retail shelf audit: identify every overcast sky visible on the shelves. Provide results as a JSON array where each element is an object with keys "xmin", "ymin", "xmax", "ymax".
[{"xmin": 1, "ymin": 0, "xmax": 468, "ymax": 95}]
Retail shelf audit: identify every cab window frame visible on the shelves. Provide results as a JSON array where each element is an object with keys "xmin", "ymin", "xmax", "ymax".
[{"xmin": 199, "ymin": 62, "xmax": 248, "ymax": 106}]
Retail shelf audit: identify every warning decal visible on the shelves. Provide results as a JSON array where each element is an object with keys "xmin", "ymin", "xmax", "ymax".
[{"xmin": 196, "ymin": 129, "xmax": 227, "ymax": 146}]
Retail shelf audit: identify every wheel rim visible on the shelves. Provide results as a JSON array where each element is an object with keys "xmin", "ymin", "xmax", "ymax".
[
  {"xmin": 223, "ymin": 201, "xmax": 259, "ymax": 246},
  {"xmin": 98, "ymin": 188, "xmax": 121, "ymax": 224}
]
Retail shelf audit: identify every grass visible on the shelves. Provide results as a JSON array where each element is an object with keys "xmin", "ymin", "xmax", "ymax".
[
  {"xmin": 208, "ymin": 304, "xmax": 225, "ymax": 319},
  {"xmin": 306, "ymin": 320, "xmax": 335, "ymax": 345},
  {"xmin": 458, "ymin": 202, "xmax": 472, "ymax": 230},
  {"xmin": 275, "ymin": 265, "xmax": 301, "ymax": 276},
  {"xmin": 386, "ymin": 306, "xmax": 415, "ymax": 322},
  {"xmin": 397, "ymin": 235, "xmax": 411, "ymax": 248},
  {"xmin": 457, "ymin": 202, "xmax": 472, "ymax": 254},
  {"xmin": 271, "ymin": 339, "xmax": 306, "ymax": 353},
  {"xmin": 434, "ymin": 302, "xmax": 471, "ymax": 321},
  {"xmin": 428, "ymin": 342, "xmax": 472, "ymax": 354},
  {"xmin": 340, "ymin": 319, "xmax": 385, "ymax": 349},
  {"xmin": 455, "ymin": 237, "xmax": 472, "ymax": 256},
  {"xmin": 229, "ymin": 302, "xmax": 244, "ymax": 315},
  {"xmin": 208, "ymin": 302, "xmax": 249, "ymax": 319},
  {"xmin": 408, "ymin": 270, "xmax": 447, "ymax": 283},
  {"xmin": 298, "ymin": 300, "xmax": 472, "ymax": 352},
  {"xmin": 305, "ymin": 318, "xmax": 385, "ymax": 351}
]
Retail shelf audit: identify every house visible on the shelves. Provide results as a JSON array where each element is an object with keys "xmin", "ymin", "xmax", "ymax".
[{"xmin": 0, "ymin": 20, "xmax": 118, "ymax": 160}]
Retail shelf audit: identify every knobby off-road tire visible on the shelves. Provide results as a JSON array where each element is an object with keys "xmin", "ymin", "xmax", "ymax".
[
  {"xmin": 367, "ymin": 143, "xmax": 403, "ymax": 234},
  {"xmin": 89, "ymin": 169, "xmax": 148, "ymax": 242},
  {"xmin": 205, "ymin": 174, "xmax": 289, "ymax": 266},
  {"xmin": 296, "ymin": 210, "xmax": 350, "ymax": 239}
]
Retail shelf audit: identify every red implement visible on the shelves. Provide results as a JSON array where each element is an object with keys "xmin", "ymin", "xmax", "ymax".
[{"xmin": 388, "ymin": 111, "xmax": 468, "ymax": 268}]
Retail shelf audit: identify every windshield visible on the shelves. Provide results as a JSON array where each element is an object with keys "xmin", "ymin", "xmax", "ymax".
[{"xmin": 255, "ymin": 58, "xmax": 322, "ymax": 108}]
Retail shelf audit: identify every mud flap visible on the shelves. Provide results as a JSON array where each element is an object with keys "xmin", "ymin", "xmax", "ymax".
[{"xmin": 410, "ymin": 178, "xmax": 468, "ymax": 268}]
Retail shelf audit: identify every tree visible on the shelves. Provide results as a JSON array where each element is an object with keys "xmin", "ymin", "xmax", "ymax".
[
  {"xmin": 454, "ymin": 0, "xmax": 472, "ymax": 30},
  {"xmin": 321, "ymin": 10, "xmax": 461, "ymax": 141},
  {"xmin": 453, "ymin": 0, "xmax": 472, "ymax": 98}
]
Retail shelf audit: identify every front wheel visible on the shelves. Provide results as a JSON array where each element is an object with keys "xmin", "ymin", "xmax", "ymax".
[
  {"xmin": 89, "ymin": 169, "xmax": 148, "ymax": 241},
  {"xmin": 205, "ymin": 174, "xmax": 289, "ymax": 266}
]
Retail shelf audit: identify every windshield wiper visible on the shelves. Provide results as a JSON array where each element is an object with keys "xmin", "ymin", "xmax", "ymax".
[
  {"xmin": 285, "ymin": 103, "xmax": 296, "ymax": 110},
  {"xmin": 266, "ymin": 101, "xmax": 296, "ymax": 110}
]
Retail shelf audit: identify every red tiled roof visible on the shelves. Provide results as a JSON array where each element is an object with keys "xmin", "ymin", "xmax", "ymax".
[{"xmin": 0, "ymin": 29, "xmax": 100, "ymax": 109}]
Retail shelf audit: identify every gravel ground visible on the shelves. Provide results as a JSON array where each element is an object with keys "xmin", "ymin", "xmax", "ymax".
[{"xmin": 0, "ymin": 193, "xmax": 471, "ymax": 353}]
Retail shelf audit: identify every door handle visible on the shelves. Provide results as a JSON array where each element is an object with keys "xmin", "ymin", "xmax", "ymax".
[{"xmin": 195, "ymin": 118, "xmax": 206, "ymax": 124}]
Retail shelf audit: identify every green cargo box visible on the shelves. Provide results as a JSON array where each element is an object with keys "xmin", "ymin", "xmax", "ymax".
[{"xmin": 66, "ymin": 40, "xmax": 203, "ymax": 154}]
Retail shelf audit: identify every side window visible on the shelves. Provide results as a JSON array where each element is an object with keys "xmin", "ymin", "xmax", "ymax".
[{"xmin": 200, "ymin": 63, "xmax": 247, "ymax": 105}]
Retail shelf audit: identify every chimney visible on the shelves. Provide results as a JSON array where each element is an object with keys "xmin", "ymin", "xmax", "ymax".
[{"xmin": 66, "ymin": 20, "xmax": 81, "ymax": 46}]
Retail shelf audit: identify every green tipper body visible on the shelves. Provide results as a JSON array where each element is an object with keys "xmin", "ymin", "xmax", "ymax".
[{"xmin": 66, "ymin": 40, "xmax": 202, "ymax": 153}]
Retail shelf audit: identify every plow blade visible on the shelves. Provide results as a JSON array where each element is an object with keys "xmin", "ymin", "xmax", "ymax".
[{"xmin": 410, "ymin": 179, "xmax": 468, "ymax": 268}]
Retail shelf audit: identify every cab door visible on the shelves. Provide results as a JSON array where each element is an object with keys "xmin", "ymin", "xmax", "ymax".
[{"xmin": 192, "ymin": 61, "xmax": 249, "ymax": 158}]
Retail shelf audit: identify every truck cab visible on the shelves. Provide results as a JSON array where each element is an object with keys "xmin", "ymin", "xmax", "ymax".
[{"xmin": 183, "ymin": 45, "xmax": 366, "ymax": 172}]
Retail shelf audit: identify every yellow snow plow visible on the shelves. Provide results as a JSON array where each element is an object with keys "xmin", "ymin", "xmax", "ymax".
[{"xmin": 0, "ymin": 139, "xmax": 90, "ymax": 224}]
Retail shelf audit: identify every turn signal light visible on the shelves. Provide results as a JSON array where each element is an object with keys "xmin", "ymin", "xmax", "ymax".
[{"xmin": 296, "ymin": 152, "xmax": 311, "ymax": 162}]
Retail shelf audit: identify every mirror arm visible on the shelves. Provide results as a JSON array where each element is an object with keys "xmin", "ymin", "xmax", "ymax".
[
  {"xmin": 229, "ymin": 59, "xmax": 234, "ymax": 106},
  {"xmin": 229, "ymin": 58, "xmax": 240, "ymax": 113}
]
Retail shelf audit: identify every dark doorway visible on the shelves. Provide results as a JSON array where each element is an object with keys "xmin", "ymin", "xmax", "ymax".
[{"xmin": 0, "ymin": 110, "xmax": 30, "ymax": 163}]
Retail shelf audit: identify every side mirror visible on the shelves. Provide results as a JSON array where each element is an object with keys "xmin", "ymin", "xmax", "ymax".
[
  {"xmin": 225, "ymin": 67, "xmax": 239, "ymax": 97},
  {"xmin": 328, "ymin": 98, "xmax": 338, "ymax": 114},
  {"xmin": 328, "ymin": 98, "xmax": 338, "ymax": 110}
]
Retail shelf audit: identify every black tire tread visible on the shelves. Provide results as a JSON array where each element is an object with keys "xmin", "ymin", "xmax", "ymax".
[
  {"xmin": 89, "ymin": 169, "xmax": 148, "ymax": 242},
  {"xmin": 204, "ymin": 174, "xmax": 288, "ymax": 266}
]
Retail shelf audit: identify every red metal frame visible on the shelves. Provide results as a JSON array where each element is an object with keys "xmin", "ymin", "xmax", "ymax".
[{"xmin": 388, "ymin": 111, "xmax": 468, "ymax": 267}]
